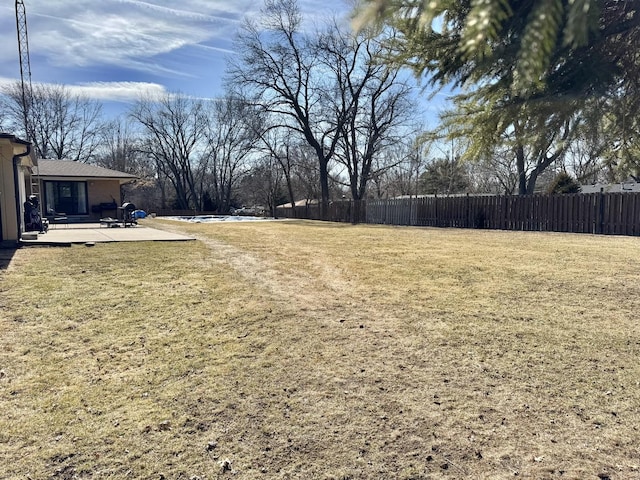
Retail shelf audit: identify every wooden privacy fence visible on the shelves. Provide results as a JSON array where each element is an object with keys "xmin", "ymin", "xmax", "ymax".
[{"xmin": 276, "ymin": 192, "xmax": 640, "ymax": 236}]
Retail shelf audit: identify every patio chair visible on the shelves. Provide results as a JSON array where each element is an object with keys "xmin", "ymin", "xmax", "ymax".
[{"xmin": 46, "ymin": 208, "xmax": 68, "ymax": 228}]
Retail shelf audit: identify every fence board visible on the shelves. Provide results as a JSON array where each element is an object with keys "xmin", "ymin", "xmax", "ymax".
[{"xmin": 274, "ymin": 192, "xmax": 640, "ymax": 237}]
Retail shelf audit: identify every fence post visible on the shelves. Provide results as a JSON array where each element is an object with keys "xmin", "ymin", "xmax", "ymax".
[
  {"xmin": 409, "ymin": 195, "xmax": 413, "ymax": 226},
  {"xmin": 465, "ymin": 193, "xmax": 470, "ymax": 228},
  {"xmin": 502, "ymin": 196, "xmax": 508, "ymax": 230},
  {"xmin": 598, "ymin": 188, "xmax": 605, "ymax": 234}
]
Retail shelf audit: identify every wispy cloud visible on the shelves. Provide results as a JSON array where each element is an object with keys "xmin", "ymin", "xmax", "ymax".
[
  {"xmin": 71, "ymin": 81, "xmax": 169, "ymax": 102},
  {"xmin": 0, "ymin": 0, "xmax": 351, "ymax": 72},
  {"xmin": 194, "ymin": 44, "xmax": 236, "ymax": 55},
  {"xmin": 0, "ymin": 76, "xmax": 168, "ymax": 103},
  {"xmin": 0, "ymin": 0, "xmax": 365, "ymax": 117},
  {"xmin": 114, "ymin": 0, "xmax": 247, "ymax": 23},
  {"xmin": 18, "ymin": 0, "xmax": 258, "ymax": 72}
]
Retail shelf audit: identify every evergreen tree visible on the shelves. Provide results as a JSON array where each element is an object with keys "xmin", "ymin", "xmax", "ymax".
[
  {"xmin": 546, "ymin": 172, "xmax": 581, "ymax": 194},
  {"xmin": 354, "ymin": 1, "xmax": 640, "ymax": 191},
  {"xmin": 419, "ymin": 157, "xmax": 470, "ymax": 195},
  {"xmin": 354, "ymin": 0, "xmax": 638, "ymax": 100}
]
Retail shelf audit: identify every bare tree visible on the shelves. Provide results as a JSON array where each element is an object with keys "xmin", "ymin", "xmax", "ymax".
[
  {"xmin": 252, "ymin": 124, "xmax": 303, "ymax": 214},
  {"xmin": 241, "ymin": 155, "xmax": 286, "ymax": 216},
  {"xmin": 129, "ymin": 93, "xmax": 208, "ymax": 210},
  {"xmin": 1, "ymin": 82, "xmax": 105, "ymax": 161},
  {"xmin": 228, "ymin": 0, "xmax": 417, "ymax": 219},
  {"xmin": 204, "ymin": 95, "xmax": 261, "ymax": 213},
  {"xmin": 94, "ymin": 118, "xmax": 161, "ymax": 209},
  {"xmin": 468, "ymin": 150, "xmax": 519, "ymax": 194},
  {"xmin": 0, "ymin": 100, "xmax": 9, "ymax": 132},
  {"xmin": 95, "ymin": 118, "xmax": 151, "ymax": 175},
  {"xmin": 291, "ymin": 143, "xmax": 323, "ymax": 203},
  {"xmin": 318, "ymin": 24, "xmax": 416, "ymax": 217},
  {"xmin": 227, "ymin": 0, "xmax": 350, "ymax": 219},
  {"xmin": 372, "ymin": 139, "xmax": 430, "ymax": 198},
  {"xmin": 561, "ymin": 135, "xmax": 606, "ymax": 185}
]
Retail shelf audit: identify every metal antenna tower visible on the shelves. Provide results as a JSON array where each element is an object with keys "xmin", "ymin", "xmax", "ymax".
[
  {"xmin": 15, "ymin": 0, "xmax": 34, "ymax": 140},
  {"xmin": 15, "ymin": 0, "xmax": 41, "ymax": 204}
]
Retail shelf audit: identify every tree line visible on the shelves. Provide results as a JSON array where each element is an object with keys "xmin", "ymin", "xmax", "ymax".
[{"xmin": 1, "ymin": 0, "xmax": 638, "ymax": 216}]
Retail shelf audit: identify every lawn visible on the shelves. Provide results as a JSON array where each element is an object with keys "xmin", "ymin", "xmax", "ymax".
[{"xmin": 1, "ymin": 219, "xmax": 639, "ymax": 479}]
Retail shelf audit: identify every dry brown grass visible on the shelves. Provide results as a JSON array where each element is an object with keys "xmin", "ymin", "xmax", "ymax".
[{"xmin": 1, "ymin": 219, "xmax": 640, "ymax": 479}]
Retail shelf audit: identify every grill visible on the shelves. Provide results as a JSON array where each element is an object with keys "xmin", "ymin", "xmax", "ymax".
[{"xmin": 120, "ymin": 202, "xmax": 136, "ymax": 226}]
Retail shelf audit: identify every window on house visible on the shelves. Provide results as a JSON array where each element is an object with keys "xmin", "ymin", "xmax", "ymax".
[{"xmin": 44, "ymin": 181, "xmax": 88, "ymax": 215}]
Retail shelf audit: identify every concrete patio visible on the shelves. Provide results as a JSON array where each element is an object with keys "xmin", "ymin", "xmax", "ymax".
[{"xmin": 20, "ymin": 222, "xmax": 195, "ymax": 246}]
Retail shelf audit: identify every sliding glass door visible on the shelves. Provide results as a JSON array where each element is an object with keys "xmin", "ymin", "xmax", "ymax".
[{"xmin": 44, "ymin": 181, "xmax": 88, "ymax": 215}]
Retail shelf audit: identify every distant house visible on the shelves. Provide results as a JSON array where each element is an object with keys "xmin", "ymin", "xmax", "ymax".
[
  {"xmin": 276, "ymin": 199, "xmax": 320, "ymax": 208},
  {"xmin": 0, "ymin": 133, "xmax": 36, "ymax": 244},
  {"xmin": 580, "ymin": 182, "xmax": 640, "ymax": 194},
  {"xmin": 36, "ymin": 159, "xmax": 137, "ymax": 222}
]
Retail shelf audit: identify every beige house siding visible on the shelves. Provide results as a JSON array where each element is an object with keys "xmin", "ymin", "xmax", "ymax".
[
  {"xmin": 87, "ymin": 179, "xmax": 121, "ymax": 214},
  {"xmin": 39, "ymin": 178, "xmax": 123, "ymax": 221},
  {"xmin": 0, "ymin": 141, "xmax": 15, "ymax": 242},
  {"xmin": 0, "ymin": 135, "xmax": 34, "ymax": 243}
]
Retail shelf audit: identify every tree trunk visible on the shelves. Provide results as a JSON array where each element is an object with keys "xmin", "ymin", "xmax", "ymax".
[
  {"xmin": 526, "ymin": 169, "xmax": 540, "ymax": 195},
  {"xmin": 319, "ymin": 158, "xmax": 330, "ymax": 220},
  {"xmin": 516, "ymin": 144, "xmax": 527, "ymax": 195},
  {"xmin": 284, "ymin": 169, "xmax": 296, "ymax": 217}
]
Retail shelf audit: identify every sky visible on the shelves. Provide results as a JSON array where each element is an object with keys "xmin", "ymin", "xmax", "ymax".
[
  {"xmin": 0, "ymin": 0, "xmax": 449, "ymax": 122},
  {"xmin": 0, "ymin": 1, "xmax": 352, "ymax": 113}
]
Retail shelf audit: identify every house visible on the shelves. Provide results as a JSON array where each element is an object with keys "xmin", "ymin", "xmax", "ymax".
[
  {"xmin": 580, "ymin": 182, "xmax": 640, "ymax": 194},
  {"xmin": 35, "ymin": 159, "xmax": 137, "ymax": 222},
  {"xmin": 276, "ymin": 199, "xmax": 320, "ymax": 208},
  {"xmin": 0, "ymin": 133, "xmax": 36, "ymax": 244}
]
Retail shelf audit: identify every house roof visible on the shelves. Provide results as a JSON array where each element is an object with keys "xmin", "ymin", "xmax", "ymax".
[
  {"xmin": 1, "ymin": 132, "xmax": 35, "ymax": 165},
  {"xmin": 277, "ymin": 199, "xmax": 319, "ymax": 208},
  {"xmin": 580, "ymin": 182, "xmax": 640, "ymax": 193},
  {"xmin": 36, "ymin": 159, "xmax": 137, "ymax": 181},
  {"xmin": 0, "ymin": 132, "xmax": 30, "ymax": 146}
]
